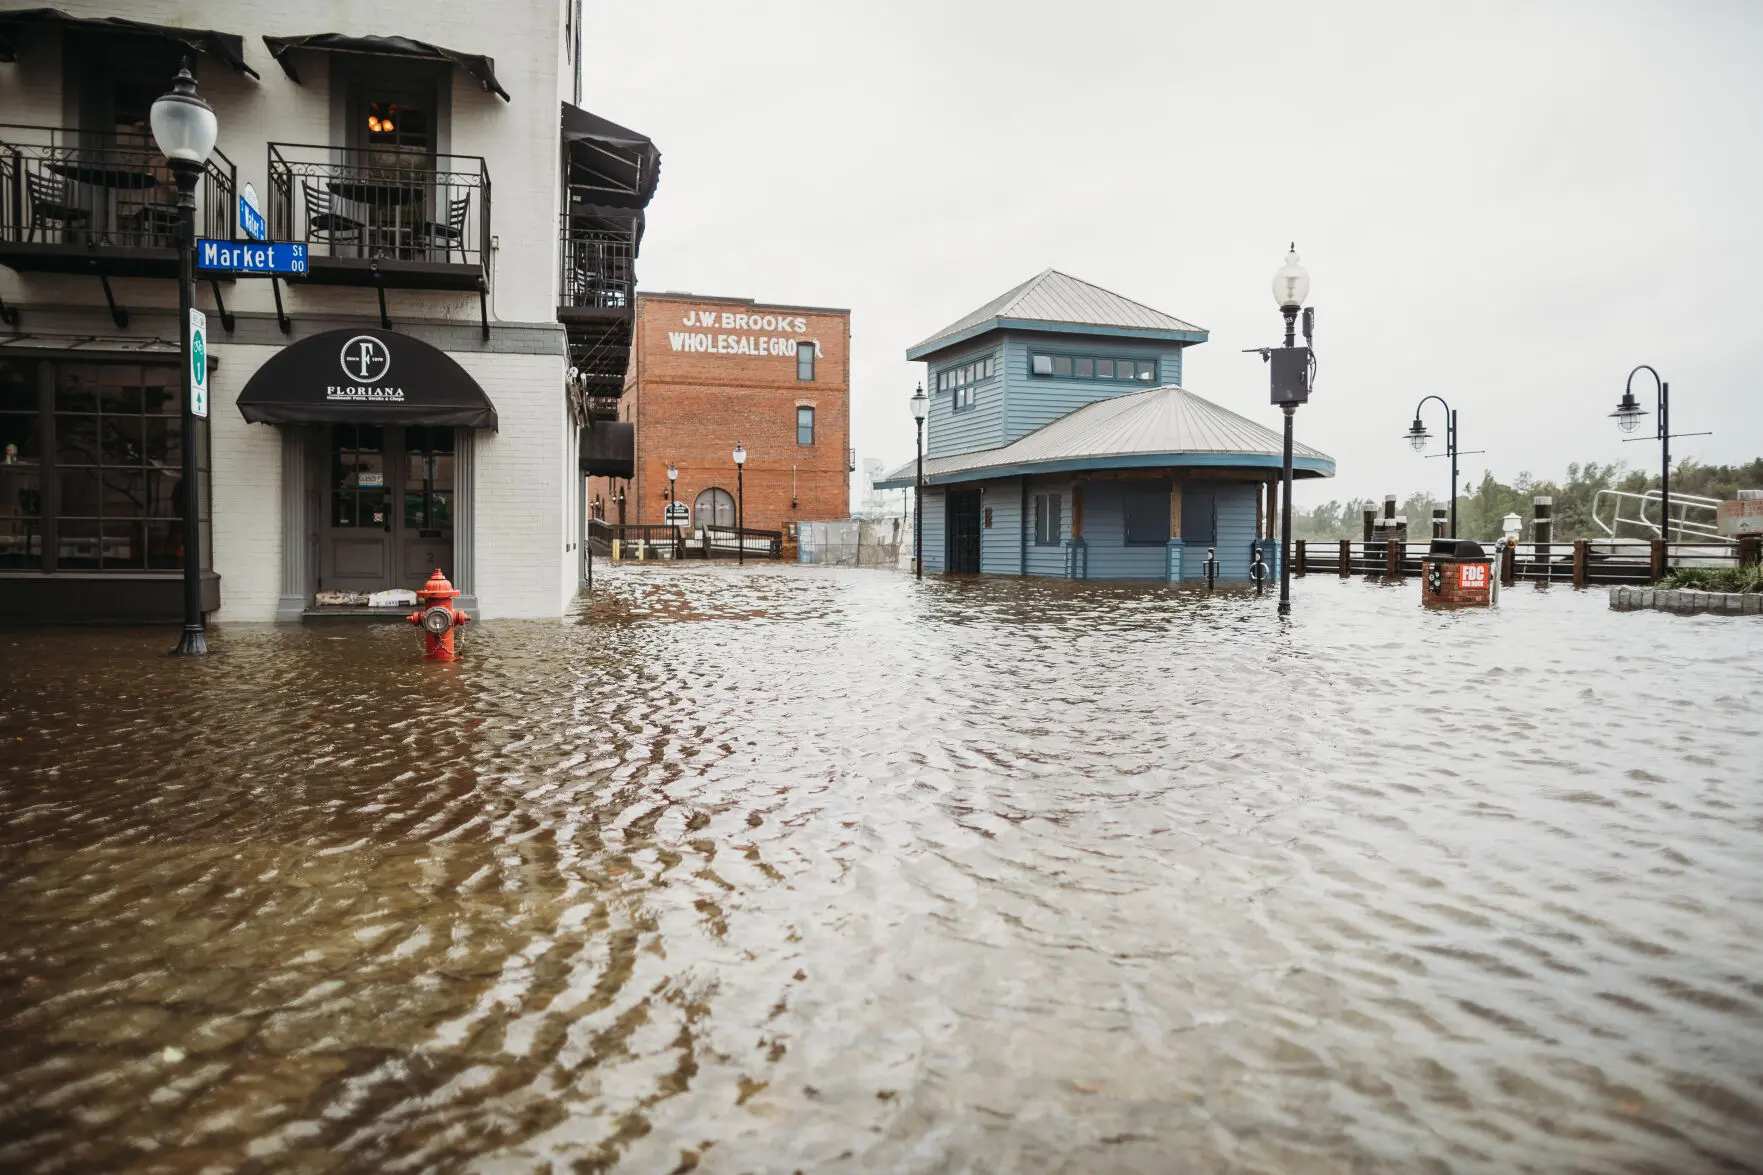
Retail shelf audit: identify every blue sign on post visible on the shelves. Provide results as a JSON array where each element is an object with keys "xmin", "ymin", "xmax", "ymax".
[
  {"xmin": 196, "ymin": 239, "xmax": 307, "ymax": 276},
  {"xmin": 238, "ymin": 182, "xmax": 266, "ymax": 242}
]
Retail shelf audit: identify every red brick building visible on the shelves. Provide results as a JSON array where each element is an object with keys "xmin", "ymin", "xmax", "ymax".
[{"xmin": 593, "ymin": 293, "xmax": 851, "ymax": 534}]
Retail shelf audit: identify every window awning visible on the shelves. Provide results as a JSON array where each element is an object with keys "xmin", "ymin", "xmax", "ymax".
[
  {"xmin": 238, "ymin": 329, "xmax": 498, "ymax": 430},
  {"xmin": 562, "ymin": 102, "xmax": 659, "ymax": 209},
  {"xmin": 0, "ymin": 7, "xmax": 260, "ymax": 77},
  {"xmin": 261, "ymin": 33, "xmax": 509, "ymax": 101},
  {"xmin": 581, "ymin": 422, "xmax": 634, "ymax": 478}
]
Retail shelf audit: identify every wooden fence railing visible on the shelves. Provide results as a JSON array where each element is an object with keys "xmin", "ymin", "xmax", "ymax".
[
  {"xmin": 586, "ymin": 521, "xmax": 783, "ymax": 561},
  {"xmin": 1290, "ymin": 536, "xmax": 1756, "ymax": 588}
]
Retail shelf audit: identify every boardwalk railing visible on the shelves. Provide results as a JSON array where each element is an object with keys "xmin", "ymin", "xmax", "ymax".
[
  {"xmin": 586, "ymin": 521, "xmax": 783, "ymax": 561},
  {"xmin": 1292, "ymin": 537, "xmax": 1755, "ymax": 587}
]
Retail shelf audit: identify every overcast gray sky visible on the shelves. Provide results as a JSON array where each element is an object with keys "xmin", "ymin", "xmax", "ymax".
[{"xmin": 583, "ymin": 0, "xmax": 1763, "ymax": 507}]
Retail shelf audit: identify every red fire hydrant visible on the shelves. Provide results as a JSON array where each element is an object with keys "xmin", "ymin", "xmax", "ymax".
[{"xmin": 407, "ymin": 568, "xmax": 470, "ymax": 661}]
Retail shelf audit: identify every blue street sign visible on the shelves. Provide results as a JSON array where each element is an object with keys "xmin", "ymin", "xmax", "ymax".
[
  {"xmin": 196, "ymin": 239, "xmax": 307, "ymax": 276},
  {"xmin": 238, "ymin": 183, "xmax": 266, "ymax": 242}
]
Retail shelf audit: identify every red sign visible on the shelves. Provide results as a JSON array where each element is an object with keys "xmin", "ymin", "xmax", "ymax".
[{"xmin": 1458, "ymin": 563, "xmax": 1488, "ymax": 590}]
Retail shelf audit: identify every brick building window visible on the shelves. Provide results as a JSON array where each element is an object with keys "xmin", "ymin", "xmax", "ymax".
[
  {"xmin": 796, "ymin": 406, "xmax": 815, "ymax": 446},
  {"xmin": 796, "ymin": 341, "xmax": 816, "ymax": 381},
  {"xmin": 1033, "ymin": 493, "xmax": 1062, "ymax": 545}
]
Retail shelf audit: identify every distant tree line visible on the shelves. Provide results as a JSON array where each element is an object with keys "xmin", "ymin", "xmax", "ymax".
[{"xmin": 1294, "ymin": 458, "xmax": 1763, "ymax": 542}]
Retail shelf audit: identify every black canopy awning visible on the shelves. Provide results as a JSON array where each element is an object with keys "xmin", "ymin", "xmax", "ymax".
[
  {"xmin": 581, "ymin": 422, "xmax": 634, "ymax": 478},
  {"xmin": 562, "ymin": 102, "xmax": 659, "ymax": 209},
  {"xmin": 0, "ymin": 7, "xmax": 259, "ymax": 76},
  {"xmin": 262, "ymin": 33, "xmax": 509, "ymax": 101},
  {"xmin": 239, "ymin": 329, "xmax": 498, "ymax": 430}
]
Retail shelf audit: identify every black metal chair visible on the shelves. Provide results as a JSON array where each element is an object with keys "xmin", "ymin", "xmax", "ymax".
[
  {"xmin": 418, "ymin": 192, "xmax": 471, "ymax": 262},
  {"xmin": 25, "ymin": 172, "xmax": 90, "ymax": 241},
  {"xmin": 128, "ymin": 200, "xmax": 181, "ymax": 248},
  {"xmin": 302, "ymin": 181, "xmax": 363, "ymax": 254}
]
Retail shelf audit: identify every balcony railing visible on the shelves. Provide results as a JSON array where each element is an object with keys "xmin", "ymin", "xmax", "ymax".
[
  {"xmin": 267, "ymin": 143, "xmax": 488, "ymax": 289},
  {"xmin": 0, "ymin": 125, "xmax": 235, "ymax": 273},
  {"xmin": 560, "ymin": 221, "xmax": 635, "ymax": 312}
]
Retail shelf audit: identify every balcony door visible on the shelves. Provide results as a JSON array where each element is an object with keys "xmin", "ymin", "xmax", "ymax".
[
  {"xmin": 319, "ymin": 425, "xmax": 453, "ymax": 598},
  {"xmin": 342, "ymin": 71, "xmax": 440, "ymax": 261}
]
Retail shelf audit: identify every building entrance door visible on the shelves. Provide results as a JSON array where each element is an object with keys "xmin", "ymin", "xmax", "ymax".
[
  {"xmin": 319, "ymin": 424, "xmax": 454, "ymax": 597},
  {"xmin": 947, "ymin": 489, "xmax": 982, "ymax": 573}
]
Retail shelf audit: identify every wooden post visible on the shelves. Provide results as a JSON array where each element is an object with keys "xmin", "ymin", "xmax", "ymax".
[
  {"xmin": 1572, "ymin": 539, "xmax": 1589, "ymax": 587},
  {"xmin": 1361, "ymin": 508, "xmax": 1376, "ymax": 543},
  {"xmin": 1386, "ymin": 538, "xmax": 1402, "ymax": 578},
  {"xmin": 1533, "ymin": 496, "xmax": 1553, "ymax": 579},
  {"xmin": 1295, "ymin": 538, "xmax": 1307, "ymax": 576},
  {"xmin": 1650, "ymin": 538, "xmax": 1667, "ymax": 582},
  {"xmin": 1500, "ymin": 541, "xmax": 1515, "ymax": 586},
  {"xmin": 1338, "ymin": 538, "xmax": 1350, "ymax": 577},
  {"xmin": 1071, "ymin": 482, "xmax": 1084, "ymax": 538}
]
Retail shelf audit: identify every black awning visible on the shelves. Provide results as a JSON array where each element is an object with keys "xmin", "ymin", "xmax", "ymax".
[
  {"xmin": 567, "ymin": 199, "xmax": 646, "ymax": 248},
  {"xmin": 581, "ymin": 422, "xmax": 633, "ymax": 478},
  {"xmin": 239, "ymin": 329, "xmax": 498, "ymax": 430},
  {"xmin": 262, "ymin": 33, "xmax": 509, "ymax": 101},
  {"xmin": 562, "ymin": 102, "xmax": 659, "ymax": 209},
  {"xmin": 0, "ymin": 7, "xmax": 259, "ymax": 76}
]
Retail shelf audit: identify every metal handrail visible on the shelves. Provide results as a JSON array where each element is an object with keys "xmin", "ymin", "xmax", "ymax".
[
  {"xmin": 0, "ymin": 123, "xmax": 236, "ymax": 246},
  {"xmin": 1592, "ymin": 487, "xmax": 1728, "ymax": 543},
  {"xmin": 266, "ymin": 141, "xmax": 488, "ymax": 267}
]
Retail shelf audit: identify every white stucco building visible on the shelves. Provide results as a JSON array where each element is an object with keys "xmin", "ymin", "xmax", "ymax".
[{"xmin": 0, "ymin": 2, "xmax": 655, "ymax": 621}]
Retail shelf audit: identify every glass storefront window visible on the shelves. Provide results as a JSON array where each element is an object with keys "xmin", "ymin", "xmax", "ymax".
[{"xmin": 0, "ymin": 356, "xmax": 207, "ymax": 572}]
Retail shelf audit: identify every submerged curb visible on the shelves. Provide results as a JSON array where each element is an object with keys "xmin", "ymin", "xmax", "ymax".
[{"xmin": 1610, "ymin": 586, "xmax": 1762, "ymax": 615}]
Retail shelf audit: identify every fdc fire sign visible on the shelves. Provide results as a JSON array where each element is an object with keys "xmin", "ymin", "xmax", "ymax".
[{"xmin": 1458, "ymin": 563, "xmax": 1487, "ymax": 590}]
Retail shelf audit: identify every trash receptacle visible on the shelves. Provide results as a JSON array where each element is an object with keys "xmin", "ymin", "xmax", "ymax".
[{"xmin": 1422, "ymin": 538, "xmax": 1493, "ymax": 607}]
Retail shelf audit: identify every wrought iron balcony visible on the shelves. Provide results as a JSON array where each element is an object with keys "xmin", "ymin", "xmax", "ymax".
[
  {"xmin": 559, "ymin": 185, "xmax": 638, "ymax": 321},
  {"xmin": 0, "ymin": 124, "xmax": 236, "ymax": 279},
  {"xmin": 267, "ymin": 143, "xmax": 489, "ymax": 292}
]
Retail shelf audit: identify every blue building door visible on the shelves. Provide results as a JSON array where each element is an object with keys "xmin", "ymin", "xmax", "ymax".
[{"xmin": 947, "ymin": 490, "xmax": 981, "ymax": 573}]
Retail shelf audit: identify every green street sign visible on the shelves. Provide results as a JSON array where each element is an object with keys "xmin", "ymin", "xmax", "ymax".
[{"xmin": 190, "ymin": 308, "xmax": 208, "ymax": 419}]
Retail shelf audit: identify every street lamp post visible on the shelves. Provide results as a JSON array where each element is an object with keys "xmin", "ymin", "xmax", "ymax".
[
  {"xmin": 1610, "ymin": 367, "xmax": 1708, "ymax": 551},
  {"xmin": 732, "ymin": 442, "xmax": 747, "ymax": 564},
  {"xmin": 1249, "ymin": 245, "xmax": 1313, "ymax": 615},
  {"xmin": 667, "ymin": 461, "xmax": 679, "ymax": 558},
  {"xmin": 151, "ymin": 62, "xmax": 218, "ymax": 656},
  {"xmin": 910, "ymin": 383, "xmax": 927, "ymax": 580},
  {"xmin": 1403, "ymin": 396, "xmax": 1481, "ymax": 539}
]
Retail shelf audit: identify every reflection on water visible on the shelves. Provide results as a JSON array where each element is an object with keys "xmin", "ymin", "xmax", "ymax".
[{"xmin": 2, "ymin": 566, "xmax": 1761, "ymax": 1173}]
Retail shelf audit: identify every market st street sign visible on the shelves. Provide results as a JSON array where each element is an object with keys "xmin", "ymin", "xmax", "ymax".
[{"xmin": 196, "ymin": 239, "xmax": 308, "ymax": 276}]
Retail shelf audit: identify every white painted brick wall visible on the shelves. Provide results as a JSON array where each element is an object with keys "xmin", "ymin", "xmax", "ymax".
[
  {"xmin": 207, "ymin": 344, "xmax": 286, "ymax": 622},
  {"xmin": 458, "ymin": 351, "xmax": 572, "ymax": 619}
]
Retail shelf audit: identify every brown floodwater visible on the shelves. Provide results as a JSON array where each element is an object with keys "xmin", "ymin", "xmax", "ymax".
[{"xmin": 2, "ymin": 566, "xmax": 1761, "ymax": 1174}]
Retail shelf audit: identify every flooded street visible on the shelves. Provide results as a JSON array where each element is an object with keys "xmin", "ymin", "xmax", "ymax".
[{"xmin": 2, "ymin": 566, "xmax": 1761, "ymax": 1174}]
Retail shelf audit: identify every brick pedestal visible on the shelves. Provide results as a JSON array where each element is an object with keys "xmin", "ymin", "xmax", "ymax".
[{"xmin": 1422, "ymin": 559, "xmax": 1493, "ymax": 607}]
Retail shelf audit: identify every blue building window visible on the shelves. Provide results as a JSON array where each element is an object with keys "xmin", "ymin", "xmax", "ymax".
[
  {"xmin": 937, "ymin": 354, "xmax": 995, "ymax": 412},
  {"xmin": 1031, "ymin": 354, "xmax": 1157, "ymax": 383},
  {"xmin": 1033, "ymin": 493, "xmax": 1062, "ymax": 545},
  {"xmin": 1123, "ymin": 487, "xmax": 1170, "ymax": 545}
]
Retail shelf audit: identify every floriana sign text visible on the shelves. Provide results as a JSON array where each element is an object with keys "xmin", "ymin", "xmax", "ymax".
[{"xmin": 668, "ymin": 308, "xmax": 813, "ymax": 357}]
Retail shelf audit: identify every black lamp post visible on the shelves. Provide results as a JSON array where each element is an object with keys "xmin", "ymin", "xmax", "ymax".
[
  {"xmin": 732, "ymin": 442, "xmax": 747, "ymax": 564},
  {"xmin": 910, "ymin": 383, "xmax": 927, "ymax": 579},
  {"xmin": 1610, "ymin": 366, "xmax": 1707, "ymax": 548},
  {"xmin": 667, "ymin": 461, "xmax": 677, "ymax": 510},
  {"xmin": 1249, "ymin": 245, "xmax": 1313, "ymax": 615},
  {"xmin": 1403, "ymin": 396, "xmax": 1478, "ymax": 539},
  {"xmin": 151, "ymin": 62, "xmax": 217, "ymax": 656}
]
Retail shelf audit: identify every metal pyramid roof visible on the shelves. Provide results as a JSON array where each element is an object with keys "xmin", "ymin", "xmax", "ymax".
[
  {"xmin": 907, "ymin": 269, "xmax": 1207, "ymax": 359},
  {"xmin": 877, "ymin": 384, "xmax": 1334, "ymax": 487}
]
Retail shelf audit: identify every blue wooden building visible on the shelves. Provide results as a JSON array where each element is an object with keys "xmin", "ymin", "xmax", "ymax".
[{"xmin": 878, "ymin": 271, "xmax": 1334, "ymax": 580}]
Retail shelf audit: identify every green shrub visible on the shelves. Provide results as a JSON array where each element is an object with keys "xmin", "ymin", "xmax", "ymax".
[{"xmin": 1658, "ymin": 564, "xmax": 1763, "ymax": 593}]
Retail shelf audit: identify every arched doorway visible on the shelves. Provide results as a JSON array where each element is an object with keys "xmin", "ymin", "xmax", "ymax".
[{"xmin": 694, "ymin": 486, "xmax": 736, "ymax": 529}]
